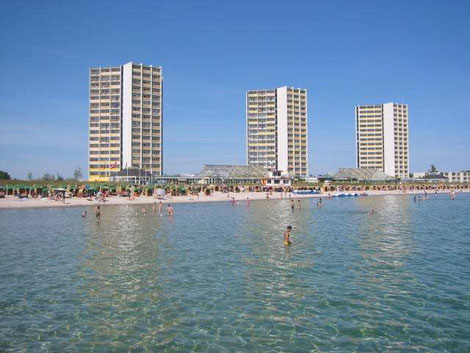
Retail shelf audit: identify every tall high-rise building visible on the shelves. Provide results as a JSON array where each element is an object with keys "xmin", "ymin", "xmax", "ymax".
[
  {"xmin": 246, "ymin": 86, "xmax": 308, "ymax": 176},
  {"xmin": 355, "ymin": 103, "xmax": 409, "ymax": 179},
  {"xmin": 88, "ymin": 62, "xmax": 163, "ymax": 181}
]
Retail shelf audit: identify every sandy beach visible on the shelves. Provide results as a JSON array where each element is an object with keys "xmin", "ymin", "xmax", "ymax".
[{"xmin": 0, "ymin": 189, "xmax": 467, "ymax": 210}]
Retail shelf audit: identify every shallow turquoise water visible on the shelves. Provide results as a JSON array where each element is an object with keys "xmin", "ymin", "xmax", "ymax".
[{"xmin": 1, "ymin": 194, "xmax": 469, "ymax": 352}]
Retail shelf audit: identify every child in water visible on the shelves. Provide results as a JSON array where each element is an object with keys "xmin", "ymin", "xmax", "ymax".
[{"xmin": 283, "ymin": 226, "xmax": 292, "ymax": 246}]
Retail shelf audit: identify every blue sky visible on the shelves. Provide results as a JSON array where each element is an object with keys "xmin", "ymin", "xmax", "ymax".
[{"xmin": 0, "ymin": 0, "xmax": 469, "ymax": 179}]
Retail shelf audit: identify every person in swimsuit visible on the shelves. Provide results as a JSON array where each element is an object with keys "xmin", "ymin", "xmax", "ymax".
[
  {"xmin": 283, "ymin": 226, "xmax": 292, "ymax": 246},
  {"xmin": 167, "ymin": 204, "xmax": 174, "ymax": 216},
  {"xmin": 95, "ymin": 206, "xmax": 101, "ymax": 220},
  {"xmin": 290, "ymin": 199, "xmax": 295, "ymax": 210}
]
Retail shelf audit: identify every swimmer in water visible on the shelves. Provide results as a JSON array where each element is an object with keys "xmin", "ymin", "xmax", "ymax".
[
  {"xmin": 317, "ymin": 198, "xmax": 323, "ymax": 208},
  {"xmin": 95, "ymin": 206, "xmax": 101, "ymax": 220},
  {"xmin": 283, "ymin": 226, "xmax": 292, "ymax": 246},
  {"xmin": 81, "ymin": 210, "xmax": 87, "ymax": 218},
  {"xmin": 141, "ymin": 207, "xmax": 147, "ymax": 216},
  {"xmin": 290, "ymin": 199, "xmax": 295, "ymax": 210}
]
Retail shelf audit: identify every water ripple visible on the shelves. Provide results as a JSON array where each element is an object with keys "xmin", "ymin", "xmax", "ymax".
[{"xmin": 0, "ymin": 194, "xmax": 469, "ymax": 351}]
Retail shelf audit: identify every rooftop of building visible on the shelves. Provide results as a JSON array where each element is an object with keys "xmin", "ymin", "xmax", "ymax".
[
  {"xmin": 334, "ymin": 168, "xmax": 396, "ymax": 182},
  {"xmin": 197, "ymin": 164, "xmax": 269, "ymax": 179}
]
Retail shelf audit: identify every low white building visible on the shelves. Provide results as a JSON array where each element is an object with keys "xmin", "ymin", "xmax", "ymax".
[
  {"xmin": 263, "ymin": 170, "xmax": 292, "ymax": 188},
  {"xmin": 413, "ymin": 171, "xmax": 469, "ymax": 183},
  {"xmin": 442, "ymin": 171, "xmax": 470, "ymax": 183}
]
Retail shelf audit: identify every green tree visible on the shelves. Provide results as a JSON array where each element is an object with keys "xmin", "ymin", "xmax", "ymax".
[
  {"xmin": 27, "ymin": 172, "xmax": 33, "ymax": 181},
  {"xmin": 42, "ymin": 172, "xmax": 55, "ymax": 181},
  {"xmin": 73, "ymin": 167, "xmax": 83, "ymax": 180},
  {"xmin": 0, "ymin": 171, "xmax": 11, "ymax": 180},
  {"xmin": 430, "ymin": 165, "xmax": 438, "ymax": 173}
]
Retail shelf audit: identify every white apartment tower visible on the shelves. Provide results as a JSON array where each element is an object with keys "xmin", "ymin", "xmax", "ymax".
[
  {"xmin": 246, "ymin": 86, "xmax": 308, "ymax": 176},
  {"xmin": 355, "ymin": 103, "xmax": 409, "ymax": 179},
  {"xmin": 88, "ymin": 62, "xmax": 163, "ymax": 181}
]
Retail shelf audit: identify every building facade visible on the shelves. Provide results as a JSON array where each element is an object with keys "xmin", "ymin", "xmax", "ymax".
[
  {"xmin": 89, "ymin": 62, "xmax": 163, "ymax": 181},
  {"xmin": 246, "ymin": 86, "xmax": 308, "ymax": 177},
  {"xmin": 442, "ymin": 171, "xmax": 470, "ymax": 183},
  {"xmin": 355, "ymin": 103, "xmax": 409, "ymax": 179}
]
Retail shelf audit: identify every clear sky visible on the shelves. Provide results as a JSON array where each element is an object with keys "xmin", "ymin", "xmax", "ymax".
[{"xmin": 0, "ymin": 0, "xmax": 469, "ymax": 179}]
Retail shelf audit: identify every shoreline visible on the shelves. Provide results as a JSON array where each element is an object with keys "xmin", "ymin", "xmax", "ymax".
[{"xmin": 0, "ymin": 189, "xmax": 467, "ymax": 210}]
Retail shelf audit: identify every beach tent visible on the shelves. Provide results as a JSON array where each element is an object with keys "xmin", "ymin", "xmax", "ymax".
[{"xmin": 156, "ymin": 188, "xmax": 165, "ymax": 199}]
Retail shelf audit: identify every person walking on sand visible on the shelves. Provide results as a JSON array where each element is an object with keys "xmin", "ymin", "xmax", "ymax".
[
  {"xmin": 95, "ymin": 206, "xmax": 101, "ymax": 220},
  {"xmin": 283, "ymin": 226, "xmax": 292, "ymax": 246}
]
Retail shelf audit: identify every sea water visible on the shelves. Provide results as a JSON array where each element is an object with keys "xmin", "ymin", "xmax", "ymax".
[{"xmin": 1, "ymin": 194, "xmax": 469, "ymax": 352}]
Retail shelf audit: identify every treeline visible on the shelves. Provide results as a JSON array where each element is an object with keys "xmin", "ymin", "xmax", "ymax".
[{"xmin": 0, "ymin": 167, "xmax": 83, "ymax": 181}]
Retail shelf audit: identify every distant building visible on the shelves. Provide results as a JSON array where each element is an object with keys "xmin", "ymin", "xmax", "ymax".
[
  {"xmin": 112, "ymin": 167, "xmax": 154, "ymax": 185},
  {"xmin": 304, "ymin": 176, "xmax": 319, "ymax": 183},
  {"xmin": 246, "ymin": 87, "xmax": 308, "ymax": 177},
  {"xmin": 442, "ymin": 171, "xmax": 470, "ymax": 183},
  {"xmin": 89, "ymin": 62, "xmax": 163, "ymax": 181},
  {"xmin": 334, "ymin": 168, "xmax": 396, "ymax": 182},
  {"xmin": 197, "ymin": 164, "xmax": 268, "ymax": 184},
  {"xmin": 355, "ymin": 103, "xmax": 409, "ymax": 179},
  {"xmin": 413, "ymin": 170, "xmax": 469, "ymax": 183},
  {"xmin": 262, "ymin": 170, "xmax": 292, "ymax": 188}
]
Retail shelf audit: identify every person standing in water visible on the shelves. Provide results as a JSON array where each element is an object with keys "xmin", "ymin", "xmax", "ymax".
[
  {"xmin": 167, "ymin": 204, "xmax": 174, "ymax": 216},
  {"xmin": 158, "ymin": 201, "xmax": 163, "ymax": 215},
  {"xmin": 290, "ymin": 199, "xmax": 295, "ymax": 210},
  {"xmin": 95, "ymin": 206, "xmax": 101, "ymax": 220},
  {"xmin": 283, "ymin": 226, "xmax": 292, "ymax": 246},
  {"xmin": 297, "ymin": 199, "xmax": 301, "ymax": 209},
  {"xmin": 152, "ymin": 202, "xmax": 156, "ymax": 214}
]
